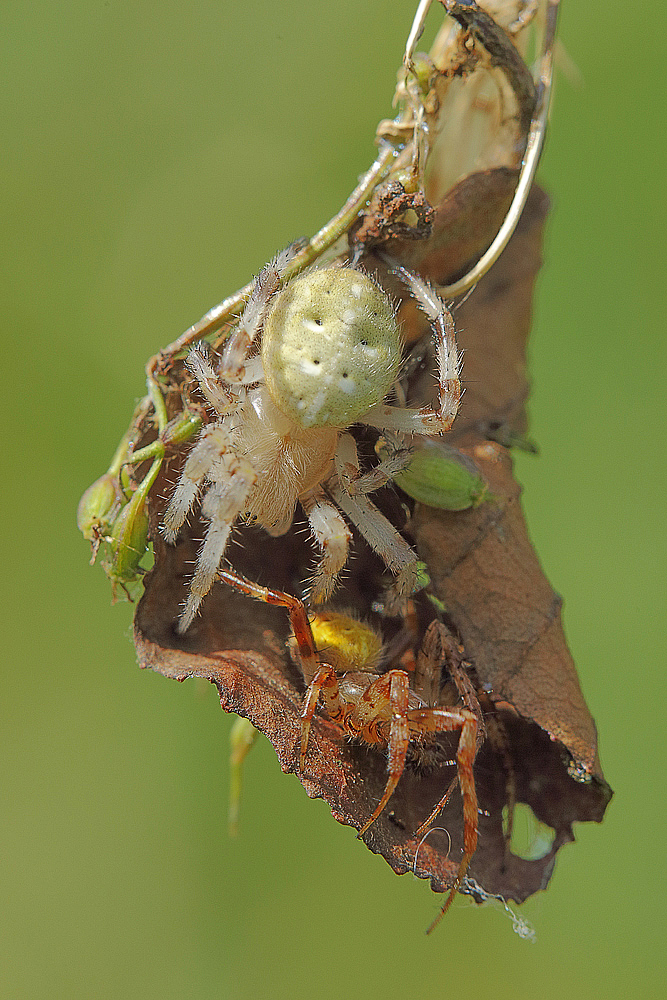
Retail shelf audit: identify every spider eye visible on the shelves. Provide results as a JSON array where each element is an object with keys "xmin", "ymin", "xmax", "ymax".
[
  {"xmin": 342, "ymin": 372, "xmax": 348, "ymax": 378},
  {"xmin": 313, "ymin": 317, "xmax": 323, "ymax": 326},
  {"xmin": 312, "ymin": 358, "xmax": 320, "ymax": 365},
  {"xmin": 360, "ymin": 339, "xmax": 368, "ymax": 346}
]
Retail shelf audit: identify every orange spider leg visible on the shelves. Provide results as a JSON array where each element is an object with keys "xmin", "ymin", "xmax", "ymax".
[
  {"xmin": 414, "ymin": 626, "xmax": 485, "ymax": 839},
  {"xmin": 299, "ymin": 665, "xmax": 346, "ymax": 770},
  {"xmin": 413, "ymin": 679, "xmax": 484, "ymax": 839},
  {"xmin": 404, "ymin": 704, "xmax": 478, "ymax": 924},
  {"xmin": 356, "ymin": 670, "xmax": 411, "ymax": 837},
  {"xmin": 217, "ymin": 567, "xmax": 346, "ymax": 772},
  {"xmin": 422, "ymin": 709, "xmax": 479, "ymax": 933},
  {"xmin": 217, "ymin": 567, "xmax": 319, "ymax": 682}
]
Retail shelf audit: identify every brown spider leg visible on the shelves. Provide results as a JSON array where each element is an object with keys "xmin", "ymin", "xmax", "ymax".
[
  {"xmin": 356, "ymin": 670, "xmax": 411, "ymax": 837},
  {"xmin": 442, "ymin": 649, "xmax": 486, "ymax": 752},
  {"xmin": 413, "ymin": 619, "xmax": 451, "ymax": 707},
  {"xmin": 405, "ymin": 705, "xmax": 478, "ymax": 923},
  {"xmin": 426, "ymin": 710, "xmax": 479, "ymax": 932},
  {"xmin": 413, "ymin": 623, "xmax": 485, "ymax": 837},
  {"xmin": 414, "ymin": 776, "xmax": 458, "ymax": 840}
]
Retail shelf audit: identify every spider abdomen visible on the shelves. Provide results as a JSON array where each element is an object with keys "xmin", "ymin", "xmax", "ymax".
[{"xmin": 262, "ymin": 267, "xmax": 402, "ymax": 428}]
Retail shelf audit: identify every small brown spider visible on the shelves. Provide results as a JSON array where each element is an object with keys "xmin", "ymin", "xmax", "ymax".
[
  {"xmin": 218, "ymin": 566, "xmax": 485, "ymax": 922},
  {"xmin": 163, "ymin": 242, "xmax": 460, "ymax": 632}
]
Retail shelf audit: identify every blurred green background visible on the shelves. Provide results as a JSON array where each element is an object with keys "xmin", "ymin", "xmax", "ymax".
[{"xmin": 2, "ymin": 2, "xmax": 665, "ymax": 997}]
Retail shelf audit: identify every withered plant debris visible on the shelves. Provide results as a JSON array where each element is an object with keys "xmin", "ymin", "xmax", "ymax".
[
  {"xmin": 443, "ymin": 0, "xmax": 537, "ymax": 135},
  {"xmin": 350, "ymin": 180, "xmax": 436, "ymax": 251},
  {"xmin": 133, "ymin": 182, "xmax": 612, "ymax": 906}
]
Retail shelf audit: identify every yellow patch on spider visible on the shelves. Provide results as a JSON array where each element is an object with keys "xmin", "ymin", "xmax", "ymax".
[{"xmin": 308, "ymin": 611, "xmax": 383, "ymax": 673}]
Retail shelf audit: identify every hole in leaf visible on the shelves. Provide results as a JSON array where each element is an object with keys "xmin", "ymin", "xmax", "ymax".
[{"xmin": 504, "ymin": 803, "xmax": 556, "ymax": 861}]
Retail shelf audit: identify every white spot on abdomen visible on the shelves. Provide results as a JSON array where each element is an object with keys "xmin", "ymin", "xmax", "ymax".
[
  {"xmin": 303, "ymin": 319, "xmax": 324, "ymax": 335},
  {"xmin": 300, "ymin": 359, "xmax": 325, "ymax": 377}
]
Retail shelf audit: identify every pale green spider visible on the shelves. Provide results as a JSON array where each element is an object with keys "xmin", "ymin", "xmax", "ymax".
[{"xmin": 163, "ymin": 243, "xmax": 461, "ymax": 632}]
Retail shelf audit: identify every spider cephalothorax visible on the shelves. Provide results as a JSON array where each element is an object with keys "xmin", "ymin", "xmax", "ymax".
[{"xmin": 163, "ymin": 243, "xmax": 460, "ymax": 632}]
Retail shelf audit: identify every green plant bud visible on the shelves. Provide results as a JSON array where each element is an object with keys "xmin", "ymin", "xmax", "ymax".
[
  {"xmin": 410, "ymin": 54, "xmax": 434, "ymax": 95},
  {"xmin": 228, "ymin": 716, "xmax": 258, "ymax": 838},
  {"xmin": 393, "ymin": 169, "xmax": 419, "ymax": 195},
  {"xmin": 77, "ymin": 474, "xmax": 117, "ymax": 540},
  {"xmin": 392, "ymin": 443, "xmax": 492, "ymax": 511},
  {"xmin": 106, "ymin": 495, "xmax": 149, "ymax": 582}
]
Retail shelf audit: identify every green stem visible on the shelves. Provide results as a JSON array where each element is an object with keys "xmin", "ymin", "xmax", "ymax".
[
  {"xmin": 133, "ymin": 455, "xmax": 163, "ymax": 504},
  {"xmin": 124, "ymin": 439, "xmax": 164, "ymax": 465},
  {"xmin": 147, "ymin": 375, "xmax": 169, "ymax": 432}
]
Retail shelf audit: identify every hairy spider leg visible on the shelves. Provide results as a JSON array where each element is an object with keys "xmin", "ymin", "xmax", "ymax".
[
  {"xmin": 329, "ymin": 433, "xmax": 419, "ymax": 596},
  {"xmin": 164, "ymin": 426, "xmax": 258, "ymax": 631},
  {"xmin": 185, "ymin": 346, "xmax": 238, "ymax": 413},
  {"xmin": 361, "ymin": 267, "xmax": 461, "ymax": 436},
  {"xmin": 219, "ymin": 241, "xmax": 304, "ymax": 380},
  {"xmin": 300, "ymin": 490, "xmax": 352, "ymax": 604},
  {"xmin": 302, "ymin": 437, "xmax": 414, "ymax": 603}
]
